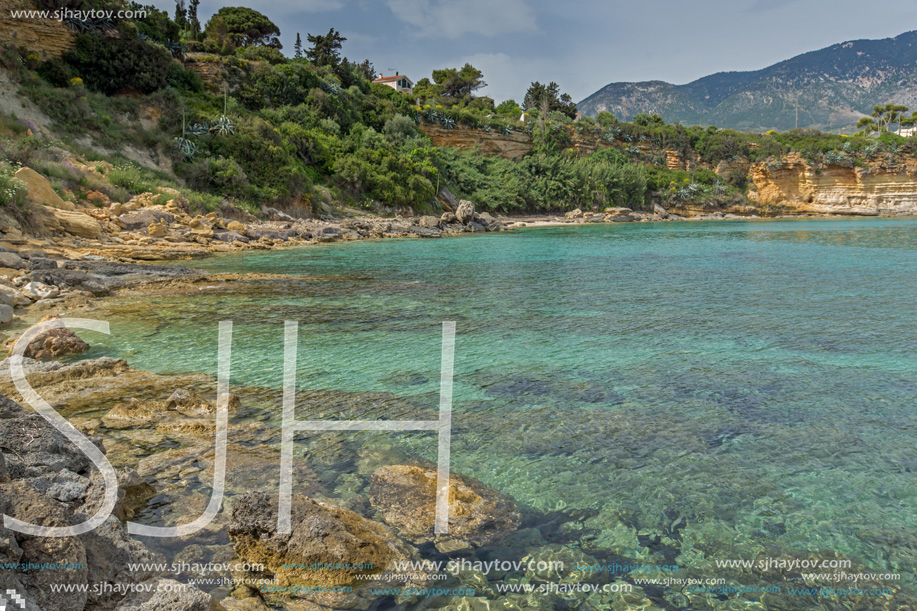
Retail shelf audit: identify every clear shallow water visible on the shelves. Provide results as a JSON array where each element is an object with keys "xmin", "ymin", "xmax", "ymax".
[{"xmin": 83, "ymin": 218, "xmax": 916, "ymax": 609}]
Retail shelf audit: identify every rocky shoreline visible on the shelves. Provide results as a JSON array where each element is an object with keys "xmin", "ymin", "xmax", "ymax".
[
  {"xmin": 0, "ymin": 356, "xmax": 578, "ymax": 611},
  {"xmin": 1, "ymin": 165, "xmax": 914, "ymax": 611}
]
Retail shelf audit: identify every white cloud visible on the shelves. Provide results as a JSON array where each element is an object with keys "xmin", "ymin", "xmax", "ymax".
[{"xmin": 386, "ymin": 0, "xmax": 537, "ymax": 38}]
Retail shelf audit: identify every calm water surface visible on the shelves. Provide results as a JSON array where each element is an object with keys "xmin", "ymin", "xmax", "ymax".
[{"xmin": 81, "ymin": 218, "xmax": 917, "ymax": 609}]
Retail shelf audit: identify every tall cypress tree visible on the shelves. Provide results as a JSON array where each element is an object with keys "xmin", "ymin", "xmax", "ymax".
[
  {"xmin": 294, "ymin": 33, "xmax": 303, "ymax": 59},
  {"xmin": 174, "ymin": 0, "xmax": 188, "ymax": 30},
  {"xmin": 188, "ymin": 0, "xmax": 201, "ymax": 36}
]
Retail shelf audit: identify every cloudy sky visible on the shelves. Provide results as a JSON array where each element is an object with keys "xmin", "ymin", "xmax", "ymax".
[{"xmin": 153, "ymin": 0, "xmax": 917, "ymax": 104}]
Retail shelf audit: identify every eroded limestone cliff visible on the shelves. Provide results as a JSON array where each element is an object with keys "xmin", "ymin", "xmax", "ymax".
[
  {"xmin": 419, "ymin": 123, "xmax": 534, "ymax": 160},
  {"xmin": 0, "ymin": 0, "xmax": 75, "ymax": 58},
  {"xmin": 747, "ymin": 153, "xmax": 917, "ymax": 215}
]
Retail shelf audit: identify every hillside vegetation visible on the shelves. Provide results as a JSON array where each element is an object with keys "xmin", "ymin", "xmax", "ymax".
[{"xmin": 1, "ymin": 1, "xmax": 916, "ymax": 219}]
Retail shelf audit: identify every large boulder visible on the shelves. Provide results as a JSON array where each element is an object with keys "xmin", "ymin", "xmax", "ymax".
[
  {"xmin": 455, "ymin": 200, "xmax": 475, "ymax": 224},
  {"xmin": 212, "ymin": 230, "xmax": 249, "ymax": 244},
  {"xmin": 418, "ymin": 215, "xmax": 440, "ymax": 229},
  {"xmin": 565, "ymin": 208, "xmax": 583, "ymax": 219},
  {"xmin": 23, "ymin": 281, "xmax": 59, "ymax": 299},
  {"xmin": 436, "ymin": 187, "xmax": 460, "ymax": 212},
  {"xmin": 229, "ymin": 492, "xmax": 421, "ymax": 609},
  {"xmin": 118, "ymin": 210, "xmax": 175, "ymax": 231},
  {"xmin": 0, "ymin": 251, "xmax": 24, "ymax": 269},
  {"xmin": 476, "ymin": 211, "xmax": 497, "ymax": 226},
  {"xmin": 369, "ymin": 464, "xmax": 521, "ymax": 553},
  {"xmin": 31, "ymin": 206, "xmax": 103, "ymax": 238},
  {"xmin": 11, "ymin": 326, "xmax": 89, "ymax": 361},
  {"xmin": 653, "ymin": 203, "xmax": 668, "ymax": 218},
  {"xmin": 13, "ymin": 167, "xmax": 102, "ymax": 237},
  {"xmin": 0, "ymin": 285, "xmax": 31, "ymax": 307},
  {"xmin": 14, "ymin": 167, "xmax": 75, "ymax": 211}
]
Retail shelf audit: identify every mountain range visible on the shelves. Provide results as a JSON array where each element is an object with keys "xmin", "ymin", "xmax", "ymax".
[{"xmin": 578, "ymin": 31, "xmax": 917, "ymax": 133}]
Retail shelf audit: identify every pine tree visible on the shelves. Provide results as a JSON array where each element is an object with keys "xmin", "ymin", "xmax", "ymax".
[{"xmin": 294, "ymin": 33, "xmax": 303, "ymax": 59}]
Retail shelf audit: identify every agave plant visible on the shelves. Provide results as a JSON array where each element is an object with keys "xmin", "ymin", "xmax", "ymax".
[
  {"xmin": 482, "ymin": 125, "xmax": 492, "ymax": 133},
  {"xmin": 174, "ymin": 137, "xmax": 197, "ymax": 159},
  {"xmin": 320, "ymin": 81, "xmax": 342, "ymax": 96},
  {"xmin": 63, "ymin": 16, "xmax": 89, "ymax": 32},
  {"xmin": 212, "ymin": 115, "xmax": 235, "ymax": 136},
  {"xmin": 501, "ymin": 126, "xmax": 513, "ymax": 135},
  {"xmin": 186, "ymin": 123, "xmax": 209, "ymax": 137},
  {"xmin": 823, "ymin": 150, "xmax": 849, "ymax": 166},
  {"xmin": 440, "ymin": 116, "xmax": 456, "ymax": 129},
  {"xmin": 166, "ymin": 40, "xmax": 184, "ymax": 60},
  {"xmin": 88, "ymin": 16, "xmax": 114, "ymax": 31}
]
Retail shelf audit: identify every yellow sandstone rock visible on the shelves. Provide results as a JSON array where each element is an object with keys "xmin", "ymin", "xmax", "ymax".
[{"xmin": 147, "ymin": 221, "xmax": 167, "ymax": 237}]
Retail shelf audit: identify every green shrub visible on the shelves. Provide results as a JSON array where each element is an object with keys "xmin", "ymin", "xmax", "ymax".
[
  {"xmin": 107, "ymin": 162, "xmax": 177, "ymax": 197},
  {"xmin": 179, "ymin": 156, "xmax": 251, "ymax": 200},
  {"xmin": 36, "ymin": 57, "xmax": 75, "ymax": 88},
  {"xmin": 0, "ymin": 161, "xmax": 27, "ymax": 209}
]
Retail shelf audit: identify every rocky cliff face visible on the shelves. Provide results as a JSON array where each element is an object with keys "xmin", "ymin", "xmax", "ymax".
[
  {"xmin": 419, "ymin": 124, "xmax": 533, "ymax": 160},
  {"xmin": 0, "ymin": 0, "xmax": 75, "ymax": 58},
  {"xmin": 747, "ymin": 153, "xmax": 917, "ymax": 215}
]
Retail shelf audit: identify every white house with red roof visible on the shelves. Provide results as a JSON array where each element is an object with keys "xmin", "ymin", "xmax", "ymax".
[{"xmin": 372, "ymin": 74, "xmax": 414, "ymax": 95}]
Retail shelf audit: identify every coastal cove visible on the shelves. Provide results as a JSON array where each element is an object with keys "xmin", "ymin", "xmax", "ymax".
[{"xmin": 17, "ymin": 216, "xmax": 911, "ymax": 610}]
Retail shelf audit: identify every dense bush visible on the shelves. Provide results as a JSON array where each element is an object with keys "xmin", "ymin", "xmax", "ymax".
[
  {"xmin": 62, "ymin": 29, "xmax": 174, "ymax": 94},
  {"xmin": 437, "ymin": 148, "xmax": 648, "ymax": 213},
  {"xmin": 179, "ymin": 156, "xmax": 250, "ymax": 199}
]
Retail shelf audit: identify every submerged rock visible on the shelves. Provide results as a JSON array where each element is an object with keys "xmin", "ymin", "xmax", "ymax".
[
  {"xmin": 369, "ymin": 464, "xmax": 521, "ymax": 553},
  {"xmin": 102, "ymin": 398, "xmax": 169, "ymax": 429},
  {"xmin": 166, "ymin": 388, "xmax": 241, "ymax": 417}
]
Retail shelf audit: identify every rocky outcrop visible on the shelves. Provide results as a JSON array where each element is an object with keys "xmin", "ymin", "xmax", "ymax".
[
  {"xmin": 31, "ymin": 206, "xmax": 103, "ymax": 239},
  {"xmin": 419, "ymin": 124, "xmax": 533, "ymax": 160},
  {"xmin": 747, "ymin": 152, "xmax": 917, "ymax": 215},
  {"xmin": 369, "ymin": 464, "xmax": 521, "ymax": 553},
  {"xmin": 0, "ymin": 392, "xmax": 211, "ymax": 611}
]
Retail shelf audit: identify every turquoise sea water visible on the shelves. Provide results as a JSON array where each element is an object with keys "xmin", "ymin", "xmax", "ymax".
[{"xmin": 82, "ymin": 218, "xmax": 917, "ymax": 609}]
